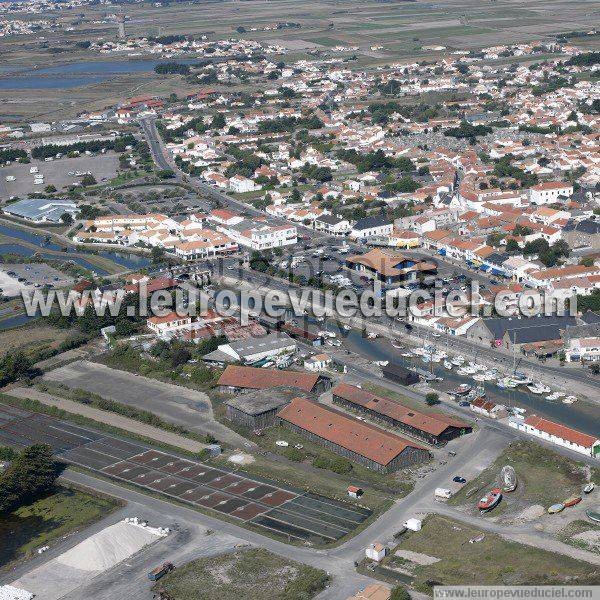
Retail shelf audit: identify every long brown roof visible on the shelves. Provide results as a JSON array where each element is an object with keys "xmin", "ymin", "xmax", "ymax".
[
  {"xmin": 524, "ymin": 415, "xmax": 598, "ymax": 448},
  {"xmin": 277, "ymin": 397, "xmax": 425, "ymax": 466},
  {"xmin": 218, "ymin": 365, "xmax": 320, "ymax": 392},
  {"xmin": 332, "ymin": 383, "xmax": 468, "ymax": 436}
]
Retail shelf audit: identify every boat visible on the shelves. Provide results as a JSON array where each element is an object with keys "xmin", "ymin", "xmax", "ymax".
[
  {"xmin": 472, "ymin": 373, "xmax": 486, "ymax": 382},
  {"xmin": 409, "ymin": 366, "xmax": 436, "ymax": 382},
  {"xmin": 366, "ymin": 331, "xmax": 377, "ymax": 339},
  {"xmin": 477, "ymin": 488, "xmax": 502, "ymax": 512},
  {"xmin": 457, "ymin": 368, "xmax": 471, "ymax": 376},
  {"xmin": 391, "ymin": 340, "xmax": 403, "ymax": 349},
  {"xmin": 562, "ymin": 396, "xmax": 578, "ymax": 404},
  {"xmin": 527, "ymin": 382, "xmax": 551, "ymax": 395},
  {"xmin": 401, "ymin": 352, "xmax": 413, "ymax": 357},
  {"xmin": 545, "ymin": 392, "xmax": 562, "ymax": 401},
  {"xmin": 547, "ymin": 503, "xmax": 565, "ymax": 514},
  {"xmin": 583, "ymin": 483, "xmax": 595, "ymax": 494},
  {"xmin": 451, "ymin": 383, "xmax": 472, "ymax": 396},
  {"xmin": 443, "ymin": 360, "xmax": 453, "ymax": 370},
  {"xmin": 341, "ymin": 324, "xmax": 351, "ymax": 332},
  {"xmin": 511, "ymin": 372, "xmax": 533, "ymax": 386},
  {"xmin": 451, "ymin": 356, "xmax": 465, "ymax": 366},
  {"xmin": 501, "ymin": 465, "xmax": 517, "ymax": 492},
  {"xmin": 497, "ymin": 377, "xmax": 518, "ymax": 389},
  {"xmin": 563, "ymin": 496, "xmax": 582, "ymax": 507},
  {"xmin": 375, "ymin": 360, "xmax": 389, "ymax": 367}
]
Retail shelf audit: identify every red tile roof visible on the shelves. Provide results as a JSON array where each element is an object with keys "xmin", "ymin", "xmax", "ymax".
[
  {"xmin": 218, "ymin": 365, "xmax": 320, "ymax": 392},
  {"xmin": 524, "ymin": 415, "xmax": 598, "ymax": 448},
  {"xmin": 277, "ymin": 397, "xmax": 426, "ymax": 466},
  {"xmin": 332, "ymin": 383, "xmax": 468, "ymax": 436}
]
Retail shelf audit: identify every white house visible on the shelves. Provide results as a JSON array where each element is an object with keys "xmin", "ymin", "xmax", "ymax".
[
  {"xmin": 349, "ymin": 215, "xmax": 393, "ymax": 240},
  {"xmin": 365, "ymin": 543, "xmax": 387, "ymax": 562},
  {"xmin": 147, "ymin": 312, "xmax": 193, "ymax": 339},
  {"xmin": 529, "ymin": 182, "xmax": 573, "ymax": 205},
  {"xmin": 509, "ymin": 415, "xmax": 600, "ymax": 458},
  {"xmin": 219, "ymin": 221, "xmax": 297, "ymax": 251},
  {"xmin": 304, "ymin": 353, "xmax": 332, "ymax": 372},
  {"xmin": 229, "ymin": 175, "xmax": 262, "ymax": 193}
]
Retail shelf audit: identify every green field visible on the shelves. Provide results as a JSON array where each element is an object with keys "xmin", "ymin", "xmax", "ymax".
[
  {"xmin": 154, "ymin": 548, "xmax": 329, "ymax": 600},
  {"xmin": 448, "ymin": 441, "xmax": 595, "ymax": 509},
  {"xmin": 0, "ymin": 486, "xmax": 118, "ymax": 570},
  {"xmin": 391, "ymin": 515, "xmax": 600, "ymax": 592}
]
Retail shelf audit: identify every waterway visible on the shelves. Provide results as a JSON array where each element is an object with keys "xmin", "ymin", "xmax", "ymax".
[
  {"xmin": 323, "ymin": 320, "xmax": 600, "ymax": 438},
  {"xmin": 0, "ymin": 59, "xmax": 201, "ymax": 90},
  {"xmin": 0, "ymin": 224, "xmax": 151, "ymax": 271}
]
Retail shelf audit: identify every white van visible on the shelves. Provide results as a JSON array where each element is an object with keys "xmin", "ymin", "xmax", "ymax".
[
  {"xmin": 5, "ymin": 175, "xmax": 15, "ymax": 182},
  {"xmin": 434, "ymin": 488, "xmax": 452, "ymax": 499},
  {"xmin": 29, "ymin": 166, "xmax": 39, "ymax": 174}
]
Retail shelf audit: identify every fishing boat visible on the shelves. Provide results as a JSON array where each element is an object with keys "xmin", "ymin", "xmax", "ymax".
[
  {"xmin": 545, "ymin": 392, "xmax": 562, "ymax": 401},
  {"xmin": 562, "ymin": 396, "xmax": 578, "ymax": 404},
  {"xmin": 375, "ymin": 360, "xmax": 389, "ymax": 367},
  {"xmin": 563, "ymin": 496, "xmax": 582, "ymax": 507},
  {"xmin": 477, "ymin": 488, "xmax": 502, "ymax": 512},
  {"xmin": 443, "ymin": 360, "xmax": 453, "ymax": 370},
  {"xmin": 512, "ymin": 372, "xmax": 533, "ymax": 386},
  {"xmin": 497, "ymin": 376, "xmax": 518, "ymax": 389},
  {"xmin": 472, "ymin": 373, "xmax": 487, "ymax": 382},
  {"xmin": 391, "ymin": 340, "xmax": 403, "ymax": 349},
  {"xmin": 527, "ymin": 382, "xmax": 551, "ymax": 395},
  {"xmin": 451, "ymin": 356, "xmax": 465, "ymax": 366},
  {"xmin": 501, "ymin": 465, "xmax": 517, "ymax": 492},
  {"xmin": 451, "ymin": 383, "xmax": 472, "ymax": 396},
  {"xmin": 547, "ymin": 503, "xmax": 565, "ymax": 514},
  {"xmin": 583, "ymin": 483, "xmax": 595, "ymax": 494}
]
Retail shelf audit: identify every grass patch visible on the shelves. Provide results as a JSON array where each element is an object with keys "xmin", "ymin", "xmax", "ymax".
[
  {"xmin": 393, "ymin": 515, "xmax": 600, "ymax": 592},
  {"xmin": 559, "ymin": 520, "xmax": 600, "ymax": 555},
  {"xmin": 0, "ymin": 485, "xmax": 118, "ymax": 571},
  {"xmin": 153, "ymin": 547, "xmax": 329, "ymax": 600},
  {"xmin": 448, "ymin": 441, "xmax": 593, "ymax": 508}
]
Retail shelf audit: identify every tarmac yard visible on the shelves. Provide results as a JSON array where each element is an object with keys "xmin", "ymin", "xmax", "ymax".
[{"xmin": 0, "ymin": 404, "xmax": 371, "ymax": 545}]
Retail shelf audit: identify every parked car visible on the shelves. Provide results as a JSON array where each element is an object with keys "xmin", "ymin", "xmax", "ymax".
[{"xmin": 453, "ymin": 476, "xmax": 467, "ymax": 484}]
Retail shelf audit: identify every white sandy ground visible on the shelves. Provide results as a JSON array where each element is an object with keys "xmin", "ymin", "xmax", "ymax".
[
  {"xmin": 228, "ymin": 452, "xmax": 255, "ymax": 465},
  {"xmin": 394, "ymin": 549, "xmax": 440, "ymax": 566},
  {"xmin": 11, "ymin": 521, "xmax": 165, "ymax": 600},
  {"xmin": 0, "ymin": 271, "xmax": 32, "ymax": 298}
]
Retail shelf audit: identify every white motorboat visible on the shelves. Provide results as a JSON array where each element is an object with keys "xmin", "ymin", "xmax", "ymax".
[
  {"xmin": 527, "ymin": 382, "xmax": 551, "ymax": 395},
  {"xmin": 443, "ymin": 360, "xmax": 453, "ymax": 370},
  {"xmin": 511, "ymin": 372, "xmax": 533, "ymax": 386},
  {"xmin": 545, "ymin": 392, "xmax": 562, "ymax": 401},
  {"xmin": 375, "ymin": 360, "xmax": 389, "ymax": 367},
  {"xmin": 401, "ymin": 352, "xmax": 413, "ymax": 357},
  {"xmin": 391, "ymin": 340, "xmax": 403, "ymax": 349},
  {"xmin": 472, "ymin": 373, "xmax": 486, "ymax": 382},
  {"xmin": 562, "ymin": 395, "xmax": 578, "ymax": 404},
  {"xmin": 430, "ymin": 353, "xmax": 443, "ymax": 363}
]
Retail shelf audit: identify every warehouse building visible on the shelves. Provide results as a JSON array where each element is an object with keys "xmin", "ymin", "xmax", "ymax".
[
  {"xmin": 332, "ymin": 383, "xmax": 471, "ymax": 445},
  {"xmin": 277, "ymin": 397, "xmax": 430, "ymax": 473},
  {"xmin": 217, "ymin": 365, "xmax": 330, "ymax": 394},
  {"xmin": 224, "ymin": 387, "xmax": 298, "ymax": 429},
  {"xmin": 381, "ymin": 363, "xmax": 420, "ymax": 386}
]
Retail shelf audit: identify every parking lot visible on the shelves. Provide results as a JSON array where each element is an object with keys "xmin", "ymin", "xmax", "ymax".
[
  {"xmin": 0, "ymin": 262, "xmax": 73, "ymax": 296},
  {"xmin": 0, "ymin": 154, "xmax": 118, "ymax": 199},
  {"xmin": 0, "ymin": 404, "xmax": 372, "ymax": 545}
]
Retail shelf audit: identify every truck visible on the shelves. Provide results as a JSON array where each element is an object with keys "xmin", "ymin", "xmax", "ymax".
[
  {"xmin": 434, "ymin": 488, "xmax": 452, "ymax": 499},
  {"xmin": 148, "ymin": 562, "xmax": 174, "ymax": 581}
]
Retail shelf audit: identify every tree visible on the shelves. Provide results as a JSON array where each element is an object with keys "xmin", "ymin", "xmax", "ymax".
[
  {"xmin": 425, "ymin": 392, "xmax": 440, "ymax": 406},
  {"xmin": 60, "ymin": 212, "xmax": 74, "ymax": 225},
  {"xmin": 0, "ymin": 351, "xmax": 34, "ymax": 387},
  {"xmin": 390, "ymin": 587, "xmax": 412, "ymax": 600},
  {"xmin": 150, "ymin": 246, "xmax": 165, "ymax": 263},
  {"xmin": 170, "ymin": 346, "xmax": 191, "ymax": 367},
  {"xmin": 81, "ymin": 174, "xmax": 96, "ymax": 187},
  {"xmin": 45, "ymin": 185, "xmax": 57, "ymax": 194},
  {"xmin": 0, "ymin": 444, "xmax": 58, "ymax": 513},
  {"xmin": 211, "ymin": 113, "xmax": 226, "ymax": 130}
]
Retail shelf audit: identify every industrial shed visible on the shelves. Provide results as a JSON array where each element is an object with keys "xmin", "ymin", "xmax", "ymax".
[
  {"xmin": 277, "ymin": 397, "xmax": 430, "ymax": 473},
  {"xmin": 332, "ymin": 383, "xmax": 471, "ymax": 445},
  {"xmin": 224, "ymin": 387, "xmax": 298, "ymax": 429},
  {"xmin": 217, "ymin": 365, "xmax": 330, "ymax": 394},
  {"xmin": 382, "ymin": 363, "xmax": 419, "ymax": 386}
]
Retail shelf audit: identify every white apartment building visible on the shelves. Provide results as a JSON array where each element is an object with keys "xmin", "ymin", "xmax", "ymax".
[
  {"xmin": 218, "ymin": 221, "xmax": 297, "ymax": 250},
  {"xmin": 529, "ymin": 182, "xmax": 573, "ymax": 205}
]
